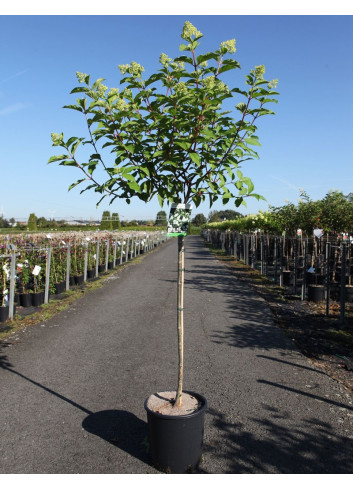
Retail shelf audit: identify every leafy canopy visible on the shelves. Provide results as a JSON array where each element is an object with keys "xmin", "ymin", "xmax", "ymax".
[{"xmin": 49, "ymin": 21, "xmax": 279, "ymax": 210}]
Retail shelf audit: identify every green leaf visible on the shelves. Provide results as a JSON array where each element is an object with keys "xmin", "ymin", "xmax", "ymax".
[
  {"xmin": 157, "ymin": 194, "xmax": 164, "ymax": 208},
  {"xmin": 68, "ymin": 178, "xmax": 87, "ymax": 191},
  {"xmin": 197, "ymin": 52, "xmax": 218, "ymax": 64},
  {"xmin": 59, "ymin": 160, "xmax": 78, "ymax": 167},
  {"xmin": 175, "ymin": 141, "xmax": 191, "ymax": 151},
  {"xmin": 189, "ymin": 152, "xmax": 201, "ymax": 166},
  {"xmin": 218, "ymin": 59, "xmax": 241, "ymax": 74},
  {"xmin": 244, "ymin": 137, "xmax": 261, "ymax": 147},
  {"xmin": 88, "ymin": 160, "xmax": 99, "ymax": 175},
  {"xmin": 63, "ymin": 104, "xmax": 83, "ymax": 112},
  {"xmin": 70, "ymin": 87, "xmax": 90, "ymax": 94},
  {"xmin": 127, "ymin": 180, "xmax": 141, "ymax": 193},
  {"xmin": 174, "ymin": 55, "xmax": 194, "ymax": 66},
  {"xmin": 48, "ymin": 154, "xmax": 68, "ymax": 164},
  {"xmin": 242, "ymin": 177, "xmax": 254, "ymax": 194}
]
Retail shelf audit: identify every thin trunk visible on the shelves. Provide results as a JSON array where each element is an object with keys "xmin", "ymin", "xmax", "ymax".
[{"xmin": 174, "ymin": 234, "xmax": 185, "ymax": 407}]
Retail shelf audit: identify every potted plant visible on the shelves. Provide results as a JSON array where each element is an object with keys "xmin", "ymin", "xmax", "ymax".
[
  {"xmin": 49, "ymin": 20, "xmax": 278, "ymax": 472},
  {"xmin": 0, "ymin": 259, "xmax": 10, "ymax": 323}
]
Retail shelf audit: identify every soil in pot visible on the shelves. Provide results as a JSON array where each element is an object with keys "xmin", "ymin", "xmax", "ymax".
[{"xmin": 144, "ymin": 390, "xmax": 207, "ymax": 474}]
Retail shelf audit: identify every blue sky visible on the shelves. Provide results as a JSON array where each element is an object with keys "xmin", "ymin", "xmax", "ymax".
[{"xmin": 1, "ymin": 6, "xmax": 353, "ymax": 223}]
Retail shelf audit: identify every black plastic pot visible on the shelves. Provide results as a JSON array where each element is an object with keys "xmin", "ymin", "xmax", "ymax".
[
  {"xmin": 282, "ymin": 270, "xmax": 291, "ymax": 285},
  {"xmin": 0, "ymin": 306, "xmax": 9, "ymax": 323},
  {"xmin": 98, "ymin": 264, "xmax": 105, "ymax": 273},
  {"xmin": 54, "ymin": 281, "xmax": 66, "ymax": 294},
  {"xmin": 20, "ymin": 293, "xmax": 32, "ymax": 307},
  {"xmin": 345, "ymin": 285, "xmax": 353, "ymax": 303},
  {"xmin": 307, "ymin": 284, "xmax": 324, "ymax": 302},
  {"xmin": 31, "ymin": 291, "xmax": 44, "ymax": 307},
  {"xmin": 74, "ymin": 274, "xmax": 84, "ymax": 285},
  {"xmin": 144, "ymin": 391, "xmax": 207, "ymax": 474},
  {"xmin": 108, "ymin": 261, "xmax": 114, "ymax": 270},
  {"xmin": 87, "ymin": 269, "xmax": 95, "ymax": 279},
  {"xmin": 69, "ymin": 276, "xmax": 76, "ymax": 286}
]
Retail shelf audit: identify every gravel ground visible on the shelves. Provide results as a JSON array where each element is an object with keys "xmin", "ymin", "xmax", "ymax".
[{"xmin": 0, "ymin": 236, "xmax": 352, "ymax": 474}]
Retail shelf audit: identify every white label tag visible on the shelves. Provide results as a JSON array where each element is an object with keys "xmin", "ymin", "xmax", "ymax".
[
  {"xmin": 313, "ymin": 229, "xmax": 323, "ymax": 238},
  {"xmin": 32, "ymin": 265, "xmax": 41, "ymax": 276},
  {"xmin": 307, "ymin": 267, "xmax": 315, "ymax": 273}
]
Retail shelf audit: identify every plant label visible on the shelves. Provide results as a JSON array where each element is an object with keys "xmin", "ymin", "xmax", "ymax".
[
  {"xmin": 307, "ymin": 267, "xmax": 315, "ymax": 273},
  {"xmin": 167, "ymin": 203, "xmax": 193, "ymax": 235},
  {"xmin": 32, "ymin": 265, "xmax": 41, "ymax": 276},
  {"xmin": 314, "ymin": 229, "xmax": 324, "ymax": 238}
]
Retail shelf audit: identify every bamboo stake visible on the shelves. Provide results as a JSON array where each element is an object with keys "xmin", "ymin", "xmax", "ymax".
[{"xmin": 174, "ymin": 234, "xmax": 185, "ymax": 408}]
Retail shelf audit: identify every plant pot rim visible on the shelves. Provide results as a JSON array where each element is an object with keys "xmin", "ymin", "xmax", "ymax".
[{"xmin": 144, "ymin": 390, "xmax": 207, "ymax": 420}]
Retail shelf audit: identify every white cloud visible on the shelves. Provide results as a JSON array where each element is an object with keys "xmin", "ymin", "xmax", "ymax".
[
  {"xmin": 1, "ymin": 69, "xmax": 29, "ymax": 83},
  {"xmin": 269, "ymin": 175, "xmax": 300, "ymax": 192},
  {"xmin": 0, "ymin": 102, "xmax": 32, "ymax": 116}
]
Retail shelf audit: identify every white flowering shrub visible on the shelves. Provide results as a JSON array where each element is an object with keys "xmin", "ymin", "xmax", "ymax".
[{"xmin": 49, "ymin": 21, "xmax": 278, "ymax": 212}]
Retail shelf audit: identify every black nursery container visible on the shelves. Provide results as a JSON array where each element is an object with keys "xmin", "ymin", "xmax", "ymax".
[
  {"xmin": 54, "ymin": 281, "xmax": 66, "ymax": 294},
  {"xmin": 282, "ymin": 270, "xmax": 291, "ymax": 285},
  {"xmin": 74, "ymin": 274, "xmax": 84, "ymax": 285},
  {"xmin": 31, "ymin": 291, "xmax": 44, "ymax": 306},
  {"xmin": 307, "ymin": 284, "xmax": 324, "ymax": 302},
  {"xmin": 0, "ymin": 306, "xmax": 9, "ymax": 323},
  {"xmin": 144, "ymin": 391, "xmax": 207, "ymax": 474},
  {"xmin": 20, "ymin": 293, "xmax": 32, "ymax": 307}
]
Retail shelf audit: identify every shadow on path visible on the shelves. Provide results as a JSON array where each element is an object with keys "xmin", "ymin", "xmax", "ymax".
[
  {"xmin": 82, "ymin": 410, "xmax": 149, "ymax": 464},
  {"xmin": 199, "ymin": 406, "xmax": 353, "ymax": 474},
  {"xmin": 0, "ymin": 343, "xmax": 150, "ymax": 468},
  {"xmin": 184, "ymin": 237, "xmax": 293, "ymax": 351}
]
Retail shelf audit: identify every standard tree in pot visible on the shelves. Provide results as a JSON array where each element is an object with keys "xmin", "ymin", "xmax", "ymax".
[{"xmin": 49, "ymin": 20, "xmax": 278, "ymax": 472}]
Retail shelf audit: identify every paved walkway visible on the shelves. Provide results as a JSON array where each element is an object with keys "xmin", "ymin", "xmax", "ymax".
[{"xmin": 0, "ymin": 236, "xmax": 352, "ymax": 474}]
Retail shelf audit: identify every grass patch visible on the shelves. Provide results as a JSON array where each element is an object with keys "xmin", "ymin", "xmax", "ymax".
[{"xmin": 325, "ymin": 329, "xmax": 353, "ymax": 348}]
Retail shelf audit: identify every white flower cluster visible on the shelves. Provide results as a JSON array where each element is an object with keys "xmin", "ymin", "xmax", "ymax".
[
  {"xmin": 181, "ymin": 21, "xmax": 203, "ymax": 41},
  {"xmin": 76, "ymin": 71, "xmax": 88, "ymax": 83},
  {"xmin": 219, "ymin": 39, "xmax": 236, "ymax": 54},
  {"xmin": 118, "ymin": 61, "xmax": 145, "ymax": 77},
  {"xmin": 51, "ymin": 133, "xmax": 64, "ymax": 146}
]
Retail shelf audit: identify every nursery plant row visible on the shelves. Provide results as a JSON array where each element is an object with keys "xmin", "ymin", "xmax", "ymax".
[
  {"xmin": 0, "ymin": 230, "xmax": 168, "ymax": 323},
  {"xmin": 202, "ymin": 229, "xmax": 353, "ymax": 326}
]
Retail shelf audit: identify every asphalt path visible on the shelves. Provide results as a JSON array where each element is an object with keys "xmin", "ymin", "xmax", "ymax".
[{"xmin": 0, "ymin": 236, "xmax": 352, "ymax": 474}]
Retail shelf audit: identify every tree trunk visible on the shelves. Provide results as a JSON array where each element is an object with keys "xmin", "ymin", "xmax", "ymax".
[{"xmin": 174, "ymin": 234, "xmax": 185, "ymax": 407}]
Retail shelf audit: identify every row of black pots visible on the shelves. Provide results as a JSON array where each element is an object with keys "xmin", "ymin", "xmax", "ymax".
[
  {"xmin": 18, "ymin": 291, "xmax": 45, "ymax": 307},
  {"xmin": 307, "ymin": 284, "xmax": 353, "ymax": 303}
]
